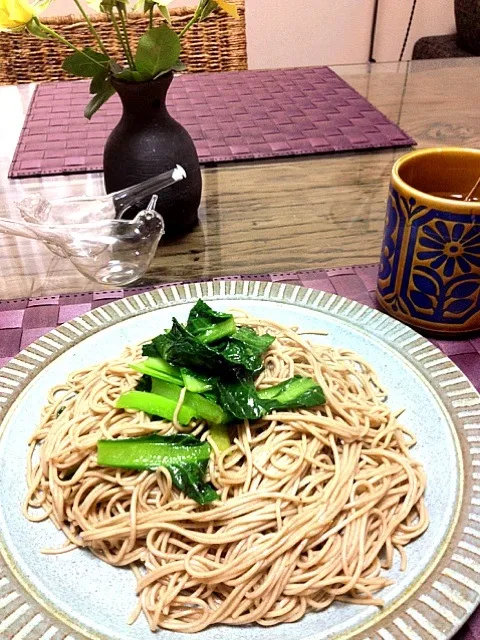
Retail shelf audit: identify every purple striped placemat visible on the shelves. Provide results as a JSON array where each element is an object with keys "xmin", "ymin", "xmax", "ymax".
[
  {"xmin": 9, "ymin": 66, "xmax": 415, "ymax": 178},
  {"xmin": 0, "ymin": 263, "xmax": 479, "ymax": 639},
  {"xmin": 0, "ymin": 264, "xmax": 478, "ymax": 392}
]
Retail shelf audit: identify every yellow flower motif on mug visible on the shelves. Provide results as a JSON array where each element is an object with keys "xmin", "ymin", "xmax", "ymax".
[
  {"xmin": 0, "ymin": 0, "xmax": 44, "ymax": 31},
  {"xmin": 214, "ymin": 0, "xmax": 238, "ymax": 19}
]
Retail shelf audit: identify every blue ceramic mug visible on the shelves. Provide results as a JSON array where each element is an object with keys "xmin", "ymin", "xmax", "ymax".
[{"xmin": 377, "ymin": 147, "xmax": 480, "ymax": 334}]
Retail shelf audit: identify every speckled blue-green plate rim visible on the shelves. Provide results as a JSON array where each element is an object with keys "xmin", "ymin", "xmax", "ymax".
[{"xmin": 0, "ymin": 280, "xmax": 478, "ymax": 640}]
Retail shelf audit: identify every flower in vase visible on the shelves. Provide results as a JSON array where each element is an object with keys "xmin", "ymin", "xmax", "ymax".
[
  {"xmin": 0, "ymin": 0, "xmax": 239, "ymax": 117},
  {"xmin": 0, "ymin": 0, "xmax": 48, "ymax": 32}
]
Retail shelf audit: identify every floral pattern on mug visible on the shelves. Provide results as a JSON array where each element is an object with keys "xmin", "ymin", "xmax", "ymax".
[
  {"xmin": 377, "ymin": 189, "xmax": 480, "ymax": 331},
  {"xmin": 417, "ymin": 221, "xmax": 480, "ymax": 277}
]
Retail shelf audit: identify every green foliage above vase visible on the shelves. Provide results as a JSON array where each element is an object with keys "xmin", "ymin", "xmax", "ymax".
[{"xmin": 0, "ymin": 0, "xmax": 239, "ymax": 117}]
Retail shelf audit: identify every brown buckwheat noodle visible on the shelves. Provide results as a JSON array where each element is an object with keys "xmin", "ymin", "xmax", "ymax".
[{"xmin": 23, "ymin": 310, "xmax": 428, "ymax": 633}]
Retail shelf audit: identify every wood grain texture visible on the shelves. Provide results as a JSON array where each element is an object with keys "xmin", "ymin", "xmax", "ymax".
[{"xmin": 1, "ymin": 59, "xmax": 479, "ymax": 300}]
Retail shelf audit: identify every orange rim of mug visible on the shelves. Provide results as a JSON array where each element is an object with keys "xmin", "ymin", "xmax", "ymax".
[{"xmin": 391, "ymin": 147, "xmax": 480, "ymax": 215}]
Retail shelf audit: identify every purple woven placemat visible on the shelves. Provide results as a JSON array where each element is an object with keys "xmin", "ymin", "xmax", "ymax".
[
  {"xmin": 9, "ymin": 67, "xmax": 416, "ymax": 178},
  {"xmin": 0, "ymin": 264, "xmax": 478, "ymax": 393},
  {"xmin": 0, "ymin": 263, "xmax": 479, "ymax": 639}
]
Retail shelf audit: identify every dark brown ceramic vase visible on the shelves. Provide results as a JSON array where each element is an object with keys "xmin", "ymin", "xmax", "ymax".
[{"xmin": 103, "ymin": 73, "xmax": 202, "ymax": 237}]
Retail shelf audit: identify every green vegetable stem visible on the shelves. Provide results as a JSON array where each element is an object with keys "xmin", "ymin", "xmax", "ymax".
[
  {"xmin": 109, "ymin": 301, "xmax": 327, "ymax": 502},
  {"xmin": 97, "ymin": 433, "xmax": 218, "ymax": 504},
  {"xmin": 116, "ymin": 379, "xmax": 228, "ymax": 425}
]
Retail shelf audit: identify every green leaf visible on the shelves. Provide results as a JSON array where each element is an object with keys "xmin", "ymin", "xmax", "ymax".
[
  {"xmin": 97, "ymin": 433, "xmax": 218, "ymax": 504},
  {"xmin": 158, "ymin": 3, "xmax": 172, "ymax": 23},
  {"xmin": 150, "ymin": 378, "xmax": 229, "ymax": 425},
  {"xmin": 63, "ymin": 48, "xmax": 109, "ymax": 79},
  {"xmin": 214, "ymin": 338, "xmax": 265, "ymax": 376},
  {"xmin": 209, "ymin": 423, "xmax": 231, "ymax": 452},
  {"xmin": 89, "ymin": 67, "xmax": 109, "ymax": 94},
  {"xmin": 109, "ymin": 60, "xmax": 123, "ymax": 74},
  {"xmin": 215, "ymin": 375, "xmax": 325, "ymax": 422},
  {"xmin": 84, "ymin": 78, "xmax": 116, "ymax": 119},
  {"xmin": 116, "ymin": 388, "xmax": 197, "ymax": 425},
  {"xmin": 173, "ymin": 60, "xmax": 187, "ymax": 72},
  {"xmin": 153, "ymin": 319, "xmax": 228, "ymax": 375},
  {"xmin": 168, "ymin": 460, "xmax": 218, "ymax": 504},
  {"xmin": 142, "ymin": 342, "xmax": 159, "ymax": 357},
  {"xmin": 186, "ymin": 300, "xmax": 236, "ymax": 344},
  {"xmin": 199, "ymin": 0, "xmax": 216, "ymax": 21},
  {"xmin": 231, "ymin": 326, "xmax": 275, "ymax": 353},
  {"xmin": 257, "ymin": 375, "xmax": 326, "ymax": 409},
  {"xmin": 131, "ymin": 357, "xmax": 183, "ymax": 386},
  {"xmin": 149, "ymin": 304, "xmax": 272, "ymax": 378},
  {"xmin": 135, "ymin": 25, "xmax": 181, "ymax": 79},
  {"xmin": 136, "ymin": 374, "xmax": 152, "ymax": 392},
  {"xmin": 181, "ymin": 368, "xmax": 215, "ymax": 393},
  {"xmin": 215, "ymin": 377, "xmax": 266, "ymax": 421},
  {"xmin": 113, "ymin": 69, "xmax": 150, "ymax": 82}
]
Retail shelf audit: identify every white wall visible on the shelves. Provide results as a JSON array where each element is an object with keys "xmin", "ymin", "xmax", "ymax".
[
  {"xmin": 374, "ymin": 0, "xmax": 456, "ymax": 62},
  {"xmin": 245, "ymin": 0, "xmax": 375, "ymax": 68},
  {"xmin": 42, "ymin": 0, "xmax": 457, "ymax": 65},
  {"xmin": 245, "ymin": 0, "xmax": 456, "ymax": 67}
]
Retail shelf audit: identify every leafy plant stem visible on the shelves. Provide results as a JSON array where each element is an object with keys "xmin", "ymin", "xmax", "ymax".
[
  {"xmin": 179, "ymin": 0, "xmax": 205, "ymax": 37},
  {"xmin": 118, "ymin": 6, "xmax": 136, "ymax": 69},
  {"xmin": 109, "ymin": 9, "xmax": 133, "ymax": 69},
  {"xmin": 72, "ymin": 0, "xmax": 109, "ymax": 56},
  {"xmin": 149, "ymin": 5, "xmax": 153, "ymax": 28},
  {"xmin": 39, "ymin": 22, "xmax": 106, "ymax": 69},
  {"xmin": 178, "ymin": 14, "xmax": 196, "ymax": 37}
]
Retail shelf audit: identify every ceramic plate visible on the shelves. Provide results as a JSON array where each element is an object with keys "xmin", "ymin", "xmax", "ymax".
[{"xmin": 0, "ymin": 280, "xmax": 479, "ymax": 640}]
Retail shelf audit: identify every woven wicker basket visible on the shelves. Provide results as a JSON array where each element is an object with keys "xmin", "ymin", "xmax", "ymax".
[{"xmin": 0, "ymin": 2, "xmax": 247, "ymax": 85}]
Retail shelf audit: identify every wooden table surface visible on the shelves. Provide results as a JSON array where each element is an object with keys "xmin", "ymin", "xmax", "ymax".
[{"xmin": 1, "ymin": 58, "xmax": 479, "ymax": 300}]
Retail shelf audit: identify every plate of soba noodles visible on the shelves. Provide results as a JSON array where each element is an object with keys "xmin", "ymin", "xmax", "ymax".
[{"xmin": 0, "ymin": 281, "xmax": 479, "ymax": 640}]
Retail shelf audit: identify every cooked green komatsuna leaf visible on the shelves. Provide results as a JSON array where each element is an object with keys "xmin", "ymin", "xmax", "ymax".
[
  {"xmin": 138, "ymin": 302, "xmax": 275, "ymax": 378},
  {"xmin": 142, "ymin": 342, "xmax": 158, "ymax": 358},
  {"xmin": 216, "ymin": 375, "xmax": 326, "ymax": 421},
  {"xmin": 180, "ymin": 368, "xmax": 215, "ymax": 393},
  {"xmin": 168, "ymin": 460, "xmax": 218, "ymax": 504},
  {"xmin": 213, "ymin": 327, "xmax": 275, "ymax": 377},
  {"xmin": 215, "ymin": 338, "xmax": 265, "ymax": 377},
  {"xmin": 152, "ymin": 319, "xmax": 263, "ymax": 377},
  {"xmin": 97, "ymin": 433, "xmax": 207, "ymax": 469},
  {"xmin": 231, "ymin": 326, "xmax": 275, "ymax": 353},
  {"xmin": 215, "ymin": 378, "xmax": 266, "ymax": 421},
  {"xmin": 257, "ymin": 375, "xmax": 326, "ymax": 409},
  {"xmin": 97, "ymin": 433, "xmax": 217, "ymax": 504},
  {"xmin": 136, "ymin": 375, "xmax": 152, "ymax": 392},
  {"xmin": 209, "ymin": 423, "xmax": 231, "ymax": 452},
  {"xmin": 116, "ymin": 390, "xmax": 196, "ymax": 425},
  {"xmin": 186, "ymin": 300, "xmax": 237, "ymax": 344},
  {"xmin": 151, "ymin": 379, "xmax": 228, "ymax": 425},
  {"xmin": 153, "ymin": 319, "xmax": 228, "ymax": 373},
  {"xmin": 132, "ymin": 357, "xmax": 215, "ymax": 394},
  {"xmin": 131, "ymin": 357, "xmax": 183, "ymax": 386}
]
